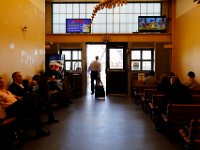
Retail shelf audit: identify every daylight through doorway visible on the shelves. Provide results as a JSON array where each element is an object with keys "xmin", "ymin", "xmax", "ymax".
[{"xmin": 86, "ymin": 44, "xmax": 106, "ymax": 94}]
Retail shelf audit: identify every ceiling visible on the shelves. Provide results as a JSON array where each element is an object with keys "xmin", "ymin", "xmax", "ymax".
[
  {"xmin": 45, "ymin": 0, "xmax": 163, "ymax": 2},
  {"xmin": 45, "ymin": 0, "xmax": 99, "ymax": 2}
]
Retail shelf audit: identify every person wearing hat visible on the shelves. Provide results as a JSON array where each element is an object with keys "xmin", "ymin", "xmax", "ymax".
[{"xmin": 183, "ymin": 71, "xmax": 200, "ymax": 91}]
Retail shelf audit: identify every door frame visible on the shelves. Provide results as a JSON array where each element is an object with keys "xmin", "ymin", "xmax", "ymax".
[{"xmin": 106, "ymin": 42, "xmax": 128, "ymax": 95}]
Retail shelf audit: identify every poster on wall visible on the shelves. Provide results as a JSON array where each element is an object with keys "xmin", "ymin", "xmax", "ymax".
[
  {"xmin": 138, "ymin": 73, "xmax": 145, "ymax": 81},
  {"xmin": 45, "ymin": 54, "xmax": 65, "ymax": 75}
]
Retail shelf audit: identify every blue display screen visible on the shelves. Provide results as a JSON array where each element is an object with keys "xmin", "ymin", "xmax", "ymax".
[{"xmin": 66, "ymin": 19, "xmax": 91, "ymax": 33}]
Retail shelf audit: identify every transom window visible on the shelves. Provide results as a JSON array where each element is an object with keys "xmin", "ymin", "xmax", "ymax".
[
  {"xmin": 131, "ymin": 49, "xmax": 154, "ymax": 71},
  {"xmin": 60, "ymin": 49, "xmax": 82, "ymax": 71},
  {"xmin": 52, "ymin": 2, "xmax": 161, "ymax": 33}
]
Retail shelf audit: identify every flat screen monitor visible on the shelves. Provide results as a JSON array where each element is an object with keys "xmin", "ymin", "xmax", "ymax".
[
  {"xmin": 138, "ymin": 16, "xmax": 167, "ymax": 32},
  {"xmin": 66, "ymin": 19, "xmax": 91, "ymax": 33}
]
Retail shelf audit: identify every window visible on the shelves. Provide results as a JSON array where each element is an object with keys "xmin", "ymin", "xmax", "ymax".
[
  {"xmin": 60, "ymin": 49, "xmax": 82, "ymax": 71},
  {"xmin": 52, "ymin": 2, "xmax": 161, "ymax": 34},
  {"xmin": 131, "ymin": 49, "xmax": 154, "ymax": 71},
  {"xmin": 109, "ymin": 48, "xmax": 124, "ymax": 69}
]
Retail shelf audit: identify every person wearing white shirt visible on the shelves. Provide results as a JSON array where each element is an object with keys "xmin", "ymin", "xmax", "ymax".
[{"xmin": 89, "ymin": 56, "xmax": 101, "ymax": 94}]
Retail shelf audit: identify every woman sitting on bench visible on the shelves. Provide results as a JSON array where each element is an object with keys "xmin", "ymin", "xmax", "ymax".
[{"xmin": 0, "ymin": 76, "xmax": 50, "ymax": 138}]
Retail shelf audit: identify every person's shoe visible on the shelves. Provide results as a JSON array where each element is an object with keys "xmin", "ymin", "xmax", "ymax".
[
  {"xmin": 35, "ymin": 129, "xmax": 50, "ymax": 138},
  {"xmin": 48, "ymin": 119, "xmax": 59, "ymax": 124},
  {"xmin": 91, "ymin": 91, "xmax": 94, "ymax": 95}
]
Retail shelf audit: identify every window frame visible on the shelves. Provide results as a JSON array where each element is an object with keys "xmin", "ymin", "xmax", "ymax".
[
  {"xmin": 60, "ymin": 49, "xmax": 82, "ymax": 71},
  {"xmin": 52, "ymin": 2, "xmax": 162, "ymax": 34},
  {"xmin": 131, "ymin": 48, "xmax": 154, "ymax": 71}
]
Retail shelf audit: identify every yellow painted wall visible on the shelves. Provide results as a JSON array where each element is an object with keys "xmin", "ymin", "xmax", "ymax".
[
  {"xmin": 0, "ymin": 0, "xmax": 45, "ymax": 87},
  {"xmin": 174, "ymin": 1, "xmax": 200, "ymax": 82},
  {"xmin": 176, "ymin": 0, "xmax": 197, "ymax": 18}
]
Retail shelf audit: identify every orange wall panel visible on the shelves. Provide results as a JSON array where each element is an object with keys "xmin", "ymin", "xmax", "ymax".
[
  {"xmin": 174, "ymin": 1, "xmax": 200, "ymax": 82},
  {"xmin": 0, "ymin": 0, "xmax": 45, "ymax": 87}
]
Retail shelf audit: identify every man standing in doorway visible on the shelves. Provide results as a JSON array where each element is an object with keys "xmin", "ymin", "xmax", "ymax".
[{"xmin": 89, "ymin": 56, "xmax": 101, "ymax": 94}]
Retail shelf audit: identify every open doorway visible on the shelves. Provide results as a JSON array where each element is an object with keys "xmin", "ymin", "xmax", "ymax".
[{"xmin": 86, "ymin": 44, "xmax": 106, "ymax": 94}]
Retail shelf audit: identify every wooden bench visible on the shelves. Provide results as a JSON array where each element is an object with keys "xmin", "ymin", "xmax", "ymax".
[
  {"xmin": 162, "ymin": 104, "xmax": 200, "ymax": 128},
  {"xmin": 148, "ymin": 92, "xmax": 165, "ymax": 129},
  {"xmin": 161, "ymin": 104, "xmax": 200, "ymax": 141},
  {"xmin": 179, "ymin": 119, "xmax": 200, "ymax": 150},
  {"xmin": 142, "ymin": 88, "xmax": 158, "ymax": 112},
  {"xmin": 192, "ymin": 94, "xmax": 200, "ymax": 104},
  {"xmin": 150, "ymin": 93, "xmax": 200, "ymax": 112},
  {"xmin": 0, "ymin": 117, "xmax": 16, "ymax": 126},
  {"xmin": 149, "ymin": 93, "xmax": 165, "ymax": 113},
  {"xmin": 149, "ymin": 93, "xmax": 200, "ymax": 129},
  {"xmin": 133, "ymin": 85, "xmax": 157, "ymax": 107},
  {"xmin": 0, "ymin": 116, "xmax": 18, "ymax": 148}
]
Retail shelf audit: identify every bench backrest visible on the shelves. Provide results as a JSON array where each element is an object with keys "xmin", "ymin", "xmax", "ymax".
[
  {"xmin": 143, "ymin": 89, "xmax": 159, "ymax": 102},
  {"xmin": 192, "ymin": 94, "xmax": 200, "ymax": 104},
  {"xmin": 134, "ymin": 85, "xmax": 157, "ymax": 96},
  {"xmin": 167, "ymin": 104, "xmax": 200, "ymax": 124}
]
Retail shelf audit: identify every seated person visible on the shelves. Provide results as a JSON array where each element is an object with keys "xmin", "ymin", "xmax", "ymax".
[
  {"xmin": 164, "ymin": 76, "xmax": 193, "ymax": 105},
  {"xmin": 143, "ymin": 70, "xmax": 158, "ymax": 85},
  {"xmin": 44, "ymin": 61, "xmax": 63, "ymax": 91},
  {"xmin": 157, "ymin": 73, "xmax": 170, "ymax": 93},
  {"xmin": 44, "ymin": 62, "xmax": 70, "ymax": 107},
  {"xmin": 0, "ymin": 76, "xmax": 50, "ymax": 138},
  {"xmin": 9, "ymin": 72, "xmax": 58, "ymax": 124},
  {"xmin": 183, "ymin": 71, "xmax": 200, "ymax": 92}
]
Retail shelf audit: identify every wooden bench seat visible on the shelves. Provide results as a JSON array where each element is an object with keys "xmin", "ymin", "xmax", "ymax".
[
  {"xmin": 0, "ymin": 116, "xmax": 18, "ymax": 148},
  {"xmin": 149, "ymin": 93, "xmax": 200, "ymax": 129},
  {"xmin": 142, "ymin": 89, "xmax": 157, "ymax": 112},
  {"xmin": 162, "ymin": 104, "xmax": 200, "ymax": 125},
  {"xmin": 0, "ymin": 117, "xmax": 16, "ymax": 126},
  {"xmin": 148, "ymin": 92, "xmax": 165, "ymax": 127},
  {"xmin": 192, "ymin": 94, "xmax": 200, "ymax": 104},
  {"xmin": 150, "ymin": 94, "xmax": 200, "ymax": 114},
  {"xmin": 133, "ymin": 85, "xmax": 157, "ymax": 107},
  {"xmin": 179, "ymin": 119, "xmax": 200, "ymax": 150},
  {"xmin": 161, "ymin": 104, "xmax": 200, "ymax": 141}
]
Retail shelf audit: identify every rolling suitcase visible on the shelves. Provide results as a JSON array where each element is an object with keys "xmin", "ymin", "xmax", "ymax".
[{"xmin": 95, "ymin": 80, "xmax": 105, "ymax": 99}]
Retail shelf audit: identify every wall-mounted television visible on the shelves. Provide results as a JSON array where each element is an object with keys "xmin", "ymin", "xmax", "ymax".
[
  {"xmin": 138, "ymin": 16, "xmax": 167, "ymax": 32},
  {"xmin": 66, "ymin": 19, "xmax": 91, "ymax": 33}
]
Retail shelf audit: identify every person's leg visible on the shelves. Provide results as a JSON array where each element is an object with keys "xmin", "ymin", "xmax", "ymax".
[
  {"xmin": 7, "ymin": 101, "xmax": 50, "ymax": 138},
  {"xmin": 44, "ymin": 102, "xmax": 59, "ymax": 123},
  {"xmin": 91, "ymin": 72, "xmax": 95, "ymax": 94},
  {"xmin": 94, "ymin": 71, "xmax": 99, "ymax": 86},
  {"xmin": 24, "ymin": 107, "xmax": 50, "ymax": 138},
  {"xmin": 5, "ymin": 101, "xmax": 24, "ymax": 130}
]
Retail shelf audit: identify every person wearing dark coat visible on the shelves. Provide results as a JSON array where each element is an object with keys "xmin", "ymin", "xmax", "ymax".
[
  {"xmin": 157, "ymin": 75, "xmax": 193, "ymax": 114},
  {"xmin": 0, "ymin": 76, "xmax": 50, "ymax": 138},
  {"xmin": 164, "ymin": 76, "xmax": 193, "ymax": 105},
  {"xmin": 9, "ymin": 71, "xmax": 59, "ymax": 124}
]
